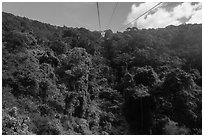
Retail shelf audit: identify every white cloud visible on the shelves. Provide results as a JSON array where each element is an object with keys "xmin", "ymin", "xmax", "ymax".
[
  {"xmin": 186, "ymin": 3, "xmax": 202, "ymax": 24},
  {"xmin": 125, "ymin": 2, "xmax": 202, "ymax": 29}
]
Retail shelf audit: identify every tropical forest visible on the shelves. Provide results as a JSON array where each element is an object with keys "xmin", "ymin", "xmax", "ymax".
[{"xmin": 2, "ymin": 12, "xmax": 202, "ymax": 135}]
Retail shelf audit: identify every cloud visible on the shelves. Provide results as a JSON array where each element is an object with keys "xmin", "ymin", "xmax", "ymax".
[
  {"xmin": 125, "ymin": 2, "xmax": 202, "ymax": 29},
  {"xmin": 186, "ymin": 3, "xmax": 202, "ymax": 24}
]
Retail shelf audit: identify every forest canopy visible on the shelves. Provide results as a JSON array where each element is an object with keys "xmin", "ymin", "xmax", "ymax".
[{"xmin": 2, "ymin": 12, "xmax": 202, "ymax": 135}]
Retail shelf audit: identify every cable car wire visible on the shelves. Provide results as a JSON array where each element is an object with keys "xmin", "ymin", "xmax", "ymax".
[
  {"xmin": 97, "ymin": 2, "xmax": 102, "ymax": 31},
  {"xmin": 106, "ymin": 2, "xmax": 118, "ymax": 29},
  {"xmin": 118, "ymin": 2, "xmax": 162, "ymax": 31}
]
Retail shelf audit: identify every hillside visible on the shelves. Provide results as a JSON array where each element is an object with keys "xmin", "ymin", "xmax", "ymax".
[{"xmin": 2, "ymin": 12, "xmax": 202, "ymax": 135}]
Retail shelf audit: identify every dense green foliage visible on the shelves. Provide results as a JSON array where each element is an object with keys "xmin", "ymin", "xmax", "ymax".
[{"xmin": 2, "ymin": 12, "xmax": 202, "ymax": 135}]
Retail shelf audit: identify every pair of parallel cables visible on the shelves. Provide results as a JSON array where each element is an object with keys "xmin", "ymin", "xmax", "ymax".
[
  {"xmin": 96, "ymin": 2, "xmax": 163, "ymax": 134},
  {"xmin": 96, "ymin": 2, "xmax": 162, "ymax": 31},
  {"xmin": 96, "ymin": 2, "xmax": 118, "ymax": 31}
]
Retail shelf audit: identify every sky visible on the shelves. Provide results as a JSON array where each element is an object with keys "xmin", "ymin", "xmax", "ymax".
[{"xmin": 2, "ymin": 2, "xmax": 202, "ymax": 32}]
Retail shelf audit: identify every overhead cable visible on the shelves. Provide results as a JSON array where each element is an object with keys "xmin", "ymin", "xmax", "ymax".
[
  {"xmin": 119, "ymin": 2, "xmax": 162, "ymax": 31},
  {"xmin": 97, "ymin": 2, "xmax": 102, "ymax": 31},
  {"xmin": 106, "ymin": 2, "xmax": 118, "ymax": 29}
]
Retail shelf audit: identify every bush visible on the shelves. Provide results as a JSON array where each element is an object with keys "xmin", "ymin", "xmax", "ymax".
[
  {"xmin": 152, "ymin": 116, "xmax": 189, "ymax": 135},
  {"xmin": 162, "ymin": 68, "xmax": 195, "ymax": 93},
  {"xmin": 49, "ymin": 40, "xmax": 69, "ymax": 55},
  {"xmin": 164, "ymin": 120, "xmax": 189, "ymax": 135},
  {"xmin": 30, "ymin": 113, "xmax": 60, "ymax": 135},
  {"xmin": 2, "ymin": 107, "xmax": 32, "ymax": 135},
  {"xmin": 134, "ymin": 66, "xmax": 159, "ymax": 87}
]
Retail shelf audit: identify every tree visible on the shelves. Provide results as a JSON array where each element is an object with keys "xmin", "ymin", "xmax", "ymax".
[
  {"xmin": 134, "ymin": 66, "xmax": 159, "ymax": 88},
  {"xmin": 123, "ymin": 85, "xmax": 155, "ymax": 134}
]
